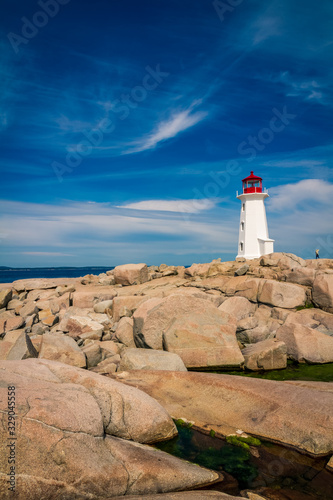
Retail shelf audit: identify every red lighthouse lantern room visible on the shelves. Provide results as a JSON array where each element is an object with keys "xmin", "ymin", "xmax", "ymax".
[{"xmin": 242, "ymin": 171, "xmax": 262, "ymax": 194}]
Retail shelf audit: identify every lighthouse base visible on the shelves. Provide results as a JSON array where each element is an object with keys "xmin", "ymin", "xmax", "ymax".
[{"xmin": 236, "ymin": 237, "xmax": 274, "ymax": 260}]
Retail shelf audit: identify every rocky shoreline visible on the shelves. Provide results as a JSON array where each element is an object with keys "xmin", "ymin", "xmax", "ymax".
[{"xmin": 0, "ymin": 252, "xmax": 333, "ymax": 499}]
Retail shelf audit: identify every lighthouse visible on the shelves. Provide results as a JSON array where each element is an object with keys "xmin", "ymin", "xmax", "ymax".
[{"xmin": 236, "ymin": 171, "xmax": 274, "ymax": 259}]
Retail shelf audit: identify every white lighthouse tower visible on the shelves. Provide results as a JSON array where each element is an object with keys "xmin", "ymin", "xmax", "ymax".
[{"xmin": 236, "ymin": 171, "xmax": 274, "ymax": 259}]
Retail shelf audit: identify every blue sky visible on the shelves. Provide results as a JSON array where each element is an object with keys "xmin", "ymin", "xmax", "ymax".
[{"xmin": 1, "ymin": 0, "xmax": 333, "ymax": 267}]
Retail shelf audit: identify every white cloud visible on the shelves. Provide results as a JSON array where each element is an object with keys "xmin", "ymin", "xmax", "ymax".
[
  {"xmin": 124, "ymin": 102, "xmax": 208, "ymax": 154},
  {"xmin": 262, "ymin": 159, "xmax": 325, "ymax": 169},
  {"xmin": 0, "ymin": 199, "xmax": 236, "ymax": 266},
  {"xmin": 117, "ymin": 198, "xmax": 217, "ymax": 213},
  {"xmin": 277, "ymin": 71, "xmax": 326, "ymax": 103},
  {"xmin": 268, "ymin": 179, "xmax": 333, "ymax": 211}
]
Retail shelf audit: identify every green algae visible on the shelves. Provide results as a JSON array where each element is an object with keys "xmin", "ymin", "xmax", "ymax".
[
  {"xmin": 214, "ymin": 361, "xmax": 333, "ymax": 382},
  {"xmin": 226, "ymin": 435, "xmax": 261, "ymax": 448},
  {"xmin": 155, "ymin": 424, "xmax": 258, "ymax": 488},
  {"xmin": 295, "ymin": 302, "xmax": 314, "ymax": 311},
  {"xmin": 154, "ymin": 424, "xmax": 333, "ymax": 497},
  {"xmin": 226, "ymin": 435, "xmax": 250, "ymax": 450},
  {"xmin": 174, "ymin": 418, "xmax": 193, "ymax": 428}
]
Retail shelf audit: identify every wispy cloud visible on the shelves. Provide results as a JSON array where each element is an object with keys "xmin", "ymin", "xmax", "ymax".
[
  {"xmin": 277, "ymin": 71, "xmax": 326, "ymax": 103},
  {"xmin": 262, "ymin": 159, "xmax": 326, "ymax": 169},
  {"xmin": 123, "ymin": 101, "xmax": 208, "ymax": 154},
  {"xmin": 0, "ymin": 199, "xmax": 235, "ymax": 266},
  {"xmin": 117, "ymin": 198, "xmax": 217, "ymax": 213},
  {"xmin": 268, "ymin": 179, "xmax": 333, "ymax": 211}
]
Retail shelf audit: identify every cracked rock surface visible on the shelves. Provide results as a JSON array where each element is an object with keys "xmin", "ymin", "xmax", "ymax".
[
  {"xmin": 114, "ymin": 369, "xmax": 333, "ymax": 456},
  {"xmin": 0, "ymin": 359, "xmax": 220, "ymax": 499}
]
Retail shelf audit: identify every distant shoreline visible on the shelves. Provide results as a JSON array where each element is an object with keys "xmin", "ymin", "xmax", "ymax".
[{"xmin": 0, "ymin": 266, "xmax": 114, "ymax": 284}]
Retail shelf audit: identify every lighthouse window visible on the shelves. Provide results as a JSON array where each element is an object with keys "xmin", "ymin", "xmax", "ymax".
[
  {"xmin": 240, "ymin": 242, "xmax": 244, "ymax": 251},
  {"xmin": 242, "ymin": 203, "xmax": 245, "ymax": 212},
  {"xmin": 241, "ymin": 222, "xmax": 244, "ymax": 231}
]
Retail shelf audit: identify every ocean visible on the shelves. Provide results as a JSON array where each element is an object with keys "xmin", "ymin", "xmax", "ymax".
[{"xmin": 0, "ymin": 267, "xmax": 113, "ymax": 284}]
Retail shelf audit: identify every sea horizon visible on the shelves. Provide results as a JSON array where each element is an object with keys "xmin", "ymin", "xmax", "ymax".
[{"xmin": 0, "ymin": 266, "xmax": 114, "ymax": 284}]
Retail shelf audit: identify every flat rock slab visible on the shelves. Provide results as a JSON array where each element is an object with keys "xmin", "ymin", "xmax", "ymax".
[
  {"xmin": 11, "ymin": 278, "xmax": 77, "ymax": 292},
  {"xmin": 119, "ymin": 348, "xmax": 187, "ymax": 372},
  {"xmin": 0, "ymin": 359, "xmax": 221, "ymax": 499},
  {"xmin": 284, "ymin": 381, "xmax": 333, "ymax": 393},
  {"xmin": 114, "ymin": 370, "xmax": 333, "ymax": 456}
]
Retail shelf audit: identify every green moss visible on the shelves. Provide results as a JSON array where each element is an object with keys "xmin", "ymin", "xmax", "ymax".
[
  {"xmin": 174, "ymin": 418, "xmax": 193, "ymax": 428},
  {"xmin": 236, "ymin": 435, "xmax": 261, "ymax": 446},
  {"xmin": 209, "ymin": 429, "xmax": 216, "ymax": 438},
  {"xmin": 296, "ymin": 302, "xmax": 314, "ymax": 311},
  {"xmin": 226, "ymin": 435, "xmax": 250, "ymax": 450}
]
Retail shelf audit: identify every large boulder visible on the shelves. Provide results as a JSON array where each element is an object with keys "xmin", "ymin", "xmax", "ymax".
[
  {"xmin": 0, "ymin": 359, "xmax": 220, "ymax": 499},
  {"xmin": 282, "ymin": 267, "xmax": 316, "ymax": 287},
  {"xmin": 112, "ymin": 295, "xmax": 149, "ymax": 322},
  {"xmin": 226, "ymin": 277, "xmax": 262, "ymax": 303},
  {"xmin": 38, "ymin": 308, "xmax": 59, "ymax": 327},
  {"xmin": 93, "ymin": 299, "xmax": 113, "ymax": 313},
  {"xmin": 19, "ymin": 301, "xmax": 39, "ymax": 318},
  {"xmin": 218, "ymin": 296, "xmax": 256, "ymax": 321},
  {"xmin": 276, "ymin": 323, "xmax": 333, "ymax": 364},
  {"xmin": 0, "ymin": 313, "xmax": 25, "ymax": 332},
  {"xmin": 258, "ymin": 280, "xmax": 306, "ymax": 309},
  {"xmin": 72, "ymin": 290, "xmax": 116, "ymax": 309},
  {"xmin": 39, "ymin": 333, "xmax": 86, "ymax": 368},
  {"xmin": 12, "ymin": 278, "xmax": 60, "ymax": 292},
  {"xmin": 312, "ymin": 273, "xmax": 333, "ymax": 313},
  {"xmin": 0, "ymin": 288, "xmax": 12, "ymax": 309},
  {"xmin": 6, "ymin": 299, "xmax": 23, "ymax": 310},
  {"xmin": 133, "ymin": 294, "xmax": 236, "ymax": 352},
  {"xmin": 115, "ymin": 370, "xmax": 333, "ymax": 455},
  {"xmin": 242, "ymin": 338, "xmax": 287, "ymax": 371},
  {"xmin": 0, "ymin": 330, "xmax": 29, "ymax": 360},
  {"xmin": 64, "ymin": 315, "xmax": 104, "ymax": 340},
  {"xmin": 119, "ymin": 348, "xmax": 187, "ymax": 372},
  {"xmin": 113, "ymin": 263, "xmax": 149, "ymax": 285},
  {"xmin": 234, "ymin": 263, "xmax": 249, "ymax": 276},
  {"xmin": 114, "ymin": 317, "xmax": 136, "ymax": 347},
  {"xmin": 163, "ymin": 311, "xmax": 244, "ymax": 369},
  {"xmin": 284, "ymin": 308, "xmax": 333, "ymax": 336},
  {"xmin": 164, "ymin": 288, "xmax": 223, "ymax": 307},
  {"xmin": 261, "ymin": 252, "xmax": 306, "ymax": 270},
  {"xmin": 81, "ymin": 341, "xmax": 102, "ymax": 368},
  {"xmin": 184, "ymin": 262, "xmax": 211, "ymax": 278}
]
